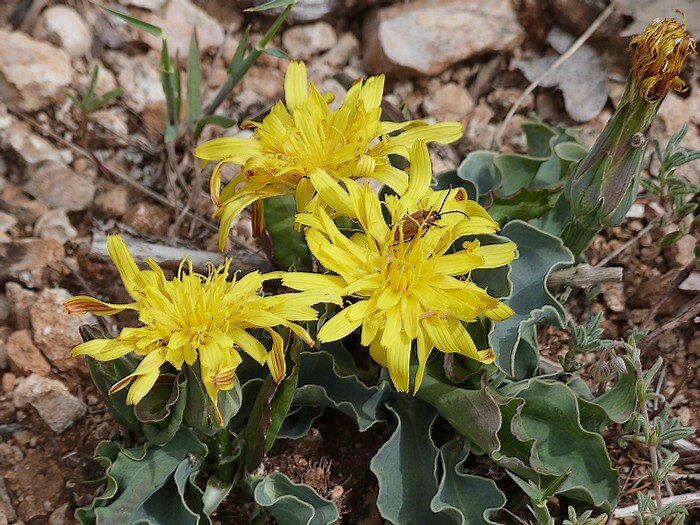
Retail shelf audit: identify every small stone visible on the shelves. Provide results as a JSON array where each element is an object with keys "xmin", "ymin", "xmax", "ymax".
[
  {"xmin": 48, "ymin": 502, "xmax": 70, "ymax": 525},
  {"xmin": 283, "ymin": 22, "xmax": 337, "ymax": 60},
  {"xmin": 118, "ymin": 0, "xmax": 167, "ymax": 9},
  {"xmin": 143, "ymin": 0, "xmax": 225, "ymax": 59},
  {"xmin": 34, "ymin": 5, "xmax": 92, "ymax": 57},
  {"xmin": 329, "ymin": 485, "xmax": 344, "ymax": 500},
  {"xmin": 2, "ymin": 373, "xmax": 15, "ymax": 393},
  {"xmin": 550, "ymin": 0, "xmax": 624, "ymax": 41},
  {"xmin": 31, "ymin": 288, "xmax": 94, "ymax": 372},
  {"xmin": 33, "ymin": 209, "xmax": 78, "ymax": 244},
  {"xmin": 94, "ymin": 185, "xmax": 130, "ymax": 218},
  {"xmin": 0, "ymin": 184, "xmax": 49, "ymax": 225},
  {"xmin": 0, "ymin": 121, "xmax": 64, "ymax": 166},
  {"xmin": 14, "ymin": 374, "xmax": 87, "ymax": 434},
  {"xmin": 601, "ymin": 283, "xmax": 626, "ymax": 314},
  {"xmin": 0, "ymin": 30, "xmax": 72, "ymax": 111},
  {"xmin": 24, "ymin": 161, "xmax": 96, "ymax": 211},
  {"xmin": 89, "ymin": 108, "xmax": 129, "ymax": 137},
  {"xmin": 0, "ymin": 239, "xmax": 66, "ymax": 289},
  {"xmin": 5, "ymin": 330, "xmax": 51, "ymax": 377},
  {"xmin": 4, "ymin": 283, "xmax": 37, "ymax": 330},
  {"xmin": 422, "ymin": 82, "xmax": 474, "ymax": 123},
  {"xmin": 122, "ymin": 202, "xmax": 172, "ymax": 235},
  {"xmin": 364, "ymin": 0, "xmax": 523, "ymax": 77},
  {"xmin": 0, "ymin": 477, "xmax": 16, "ymax": 524},
  {"xmin": 117, "ymin": 55, "xmax": 166, "ymax": 113},
  {"xmin": 666, "ymin": 234, "xmax": 697, "ymax": 269},
  {"xmin": 0, "ymin": 211, "xmax": 16, "ymax": 234}
]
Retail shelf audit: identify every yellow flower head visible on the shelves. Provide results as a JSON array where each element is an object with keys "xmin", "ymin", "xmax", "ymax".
[
  {"xmin": 628, "ymin": 13, "xmax": 696, "ymax": 102},
  {"xmin": 277, "ymin": 142, "xmax": 516, "ymax": 393},
  {"xmin": 195, "ymin": 61, "xmax": 463, "ymax": 250},
  {"xmin": 65, "ymin": 235, "xmax": 338, "ymax": 425}
]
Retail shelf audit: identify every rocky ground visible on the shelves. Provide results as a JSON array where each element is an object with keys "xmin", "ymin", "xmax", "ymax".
[{"xmin": 0, "ymin": 0, "xmax": 698, "ymax": 524}]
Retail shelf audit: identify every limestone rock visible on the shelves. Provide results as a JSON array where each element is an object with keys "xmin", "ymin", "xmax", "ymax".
[
  {"xmin": 283, "ymin": 22, "xmax": 337, "ymax": 60},
  {"xmin": 116, "ymin": 55, "xmax": 165, "ymax": 113},
  {"xmin": 0, "ymin": 30, "xmax": 73, "ymax": 111},
  {"xmin": 24, "ymin": 161, "xmax": 96, "ymax": 211},
  {"xmin": 33, "ymin": 209, "xmax": 78, "ymax": 244},
  {"xmin": 0, "ymin": 121, "xmax": 65, "ymax": 166},
  {"xmin": 364, "ymin": 0, "xmax": 524, "ymax": 77},
  {"xmin": 34, "ymin": 5, "xmax": 92, "ymax": 57},
  {"xmin": 0, "ymin": 184, "xmax": 49, "ymax": 225},
  {"xmin": 0, "ymin": 239, "xmax": 66, "ymax": 289},
  {"xmin": 422, "ymin": 83, "xmax": 474, "ymax": 123},
  {"xmin": 14, "ymin": 374, "xmax": 87, "ymax": 433},
  {"xmin": 4, "ymin": 283, "xmax": 37, "ymax": 330},
  {"xmin": 5, "ymin": 330, "xmax": 51, "ymax": 377},
  {"xmin": 143, "ymin": 0, "xmax": 225, "ymax": 58},
  {"xmin": 118, "ymin": 0, "xmax": 167, "ymax": 9},
  {"xmin": 94, "ymin": 185, "xmax": 130, "ymax": 218},
  {"xmin": 122, "ymin": 202, "xmax": 172, "ymax": 235},
  {"xmin": 30, "ymin": 288, "xmax": 93, "ymax": 371}
]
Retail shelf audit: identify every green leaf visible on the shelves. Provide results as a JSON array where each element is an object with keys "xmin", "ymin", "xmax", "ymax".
[
  {"xmin": 186, "ymin": 32, "xmax": 202, "ymax": 134},
  {"xmin": 261, "ymin": 47, "xmax": 292, "ymax": 59},
  {"xmin": 98, "ymin": 4, "xmax": 167, "ymax": 38},
  {"xmin": 264, "ymin": 194, "xmax": 312, "ymax": 270},
  {"xmin": 515, "ymin": 380, "xmax": 619, "ymax": 511},
  {"xmin": 245, "ymin": 0, "xmax": 296, "ymax": 12},
  {"xmin": 193, "ymin": 115, "xmax": 237, "ymax": 140},
  {"xmin": 417, "ymin": 362, "xmax": 503, "ymax": 455},
  {"xmin": 487, "ymin": 188, "xmax": 559, "ymax": 223},
  {"xmin": 494, "ymin": 154, "xmax": 542, "ymax": 195},
  {"xmin": 79, "ymin": 325, "xmax": 143, "ymax": 434},
  {"xmin": 77, "ymin": 429, "xmax": 208, "ymax": 525},
  {"xmin": 489, "ymin": 221, "xmax": 574, "ymax": 377},
  {"xmin": 294, "ymin": 349, "xmax": 393, "ymax": 431},
  {"xmin": 253, "ymin": 472, "xmax": 339, "ymax": 525},
  {"xmin": 183, "ymin": 365, "xmax": 242, "ymax": 436},
  {"xmin": 370, "ymin": 399, "xmax": 447, "ymax": 525},
  {"xmin": 430, "ymin": 440, "xmax": 506, "ymax": 524},
  {"xmin": 455, "ymin": 151, "xmax": 500, "ymax": 198},
  {"xmin": 134, "ymin": 373, "xmax": 187, "ymax": 445}
]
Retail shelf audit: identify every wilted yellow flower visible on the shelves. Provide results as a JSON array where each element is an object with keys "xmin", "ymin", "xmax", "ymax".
[
  {"xmin": 196, "ymin": 61, "xmax": 462, "ymax": 250},
  {"xmin": 65, "ymin": 235, "xmax": 338, "ymax": 425},
  {"xmin": 277, "ymin": 142, "xmax": 516, "ymax": 392},
  {"xmin": 629, "ymin": 14, "xmax": 696, "ymax": 101}
]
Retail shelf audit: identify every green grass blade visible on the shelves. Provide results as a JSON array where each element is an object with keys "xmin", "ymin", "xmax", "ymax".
[
  {"xmin": 97, "ymin": 4, "xmax": 166, "ymax": 39},
  {"xmin": 244, "ymin": 0, "xmax": 295, "ymax": 12},
  {"xmin": 186, "ymin": 31, "xmax": 202, "ymax": 133}
]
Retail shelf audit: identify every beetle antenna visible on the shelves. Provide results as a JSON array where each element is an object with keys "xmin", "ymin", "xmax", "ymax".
[
  {"xmin": 439, "ymin": 210, "xmax": 471, "ymax": 219},
  {"xmin": 436, "ymin": 188, "xmax": 452, "ymax": 214}
]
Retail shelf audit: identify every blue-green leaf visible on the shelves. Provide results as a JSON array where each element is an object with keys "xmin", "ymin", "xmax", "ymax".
[
  {"xmin": 430, "ymin": 440, "xmax": 506, "ymax": 525},
  {"xmin": 264, "ymin": 195, "xmax": 312, "ymax": 270},
  {"xmin": 253, "ymin": 472, "xmax": 339, "ymax": 525}
]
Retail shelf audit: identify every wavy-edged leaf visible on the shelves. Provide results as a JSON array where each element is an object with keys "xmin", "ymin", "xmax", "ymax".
[
  {"xmin": 430, "ymin": 440, "xmax": 506, "ymax": 525},
  {"xmin": 184, "ymin": 365, "xmax": 242, "ymax": 436},
  {"xmin": 135, "ymin": 373, "xmax": 187, "ymax": 445},
  {"xmin": 490, "ymin": 220, "xmax": 574, "ymax": 377},
  {"xmin": 294, "ymin": 349, "xmax": 393, "ymax": 431},
  {"xmin": 254, "ymin": 472, "xmax": 339, "ymax": 525},
  {"xmin": 370, "ymin": 399, "xmax": 447, "ymax": 525},
  {"xmin": 77, "ymin": 429, "xmax": 208, "ymax": 525},
  {"xmin": 514, "ymin": 380, "xmax": 619, "ymax": 512}
]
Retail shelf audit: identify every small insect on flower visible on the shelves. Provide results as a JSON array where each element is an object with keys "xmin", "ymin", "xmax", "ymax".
[{"xmin": 393, "ymin": 188, "xmax": 471, "ymax": 244}]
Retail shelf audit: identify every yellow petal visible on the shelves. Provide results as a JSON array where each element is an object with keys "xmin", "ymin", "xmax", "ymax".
[
  {"xmin": 265, "ymin": 328, "xmax": 286, "ymax": 383},
  {"xmin": 195, "ymin": 137, "xmax": 261, "ymax": 162},
  {"xmin": 275, "ymin": 272, "xmax": 347, "ymax": 293},
  {"xmin": 71, "ymin": 339, "xmax": 133, "ymax": 360},
  {"xmin": 125, "ymin": 370, "xmax": 160, "ymax": 405},
  {"xmin": 474, "ymin": 242, "xmax": 517, "ymax": 268},
  {"xmin": 231, "ymin": 327, "xmax": 267, "ymax": 363},
  {"xmin": 371, "ymin": 164, "xmax": 409, "ymax": 195},
  {"xmin": 386, "ymin": 330, "xmax": 411, "ymax": 393},
  {"xmin": 64, "ymin": 295, "xmax": 136, "ymax": 316},
  {"xmin": 485, "ymin": 301, "xmax": 514, "ymax": 321},
  {"xmin": 401, "ymin": 141, "xmax": 432, "ymax": 203},
  {"xmin": 308, "ymin": 168, "xmax": 355, "ymax": 216},
  {"xmin": 413, "ymin": 327, "xmax": 431, "ymax": 393},
  {"xmin": 317, "ymin": 301, "xmax": 372, "ymax": 342},
  {"xmin": 285, "ymin": 61, "xmax": 309, "ymax": 112},
  {"xmin": 107, "ymin": 235, "xmax": 141, "ymax": 299},
  {"xmin": 358, "ymin": 74, "xmax": 385, "ymax": 110}
]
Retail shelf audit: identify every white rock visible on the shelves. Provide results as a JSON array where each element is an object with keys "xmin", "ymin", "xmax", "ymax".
[
  {"xmin": 364, "ymin": 0, "xmax": 524, "ymax": 77},
  {"xmin": 24, "ymin": 161, "xmax": 96, "ymax": 212},
  {"xmin": 143, "ymin": 0, "xmax": 225, "ymax": 59},
  {"xmin": 34, "ymin": 5, "xmax": 92, "ymax": 57},
  {"xmin": 116, "ymin": 55, "xmax": 165, "ymax": 112},
  {"xmin": 0, "ymin": 121, "xmax": 64, "ymax": 166},
  {"xmin": 283, "ymin": 22, "xmax": 338, "ymax": 60},
  {"xmin": 34, "ymin": 209, "xmax": 78, "ymax": 244},
  {"xmin": 14, "ymin": 374, "xmax": 87, "ymax": 434},
  {"xmin": 423, "ymin": 82, "xmax": 474, "ymax": 123},
  {"xmin": 118, "ymin": 0, "xmax": 167, "ymax": 10},
  {"xmin": 0, "ymin": 30, "xmax": 72, "ymax": 111},
  {"xmin": 89, "ymin": 108, "xmax": 129, "ymax": 136}
]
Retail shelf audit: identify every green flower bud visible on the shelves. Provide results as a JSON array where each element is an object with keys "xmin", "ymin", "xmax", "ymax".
[{"xmin": 562, "ymin": 14, "xmax": 695, "ymax": 255}]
